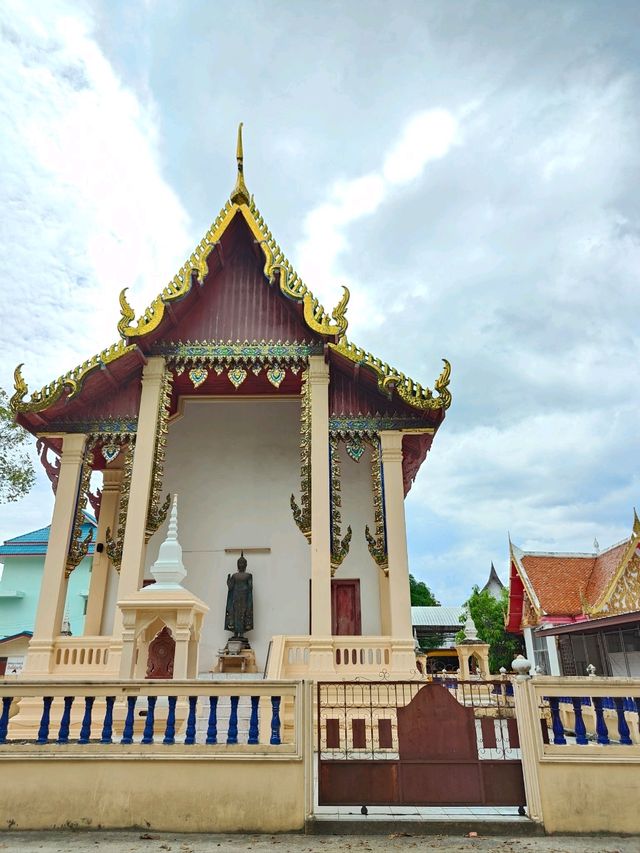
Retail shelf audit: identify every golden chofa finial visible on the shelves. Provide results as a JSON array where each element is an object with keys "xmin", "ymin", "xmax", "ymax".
[{"xmin": 230, "ymin": 122, "xmax": 250, "ymax": 206}]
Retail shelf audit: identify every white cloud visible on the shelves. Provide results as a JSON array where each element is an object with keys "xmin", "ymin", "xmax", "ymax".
[
  {"xmin": 294, "ymin": 108, "xmax": 459, "ymax": 317},
  {"xmin": 382, "ymin": 109, "xmax": 459, "ymax": 185},
  {"xmin": 0, "ymin": 0, "xmax": 192, "ymax": 392},
  {"xmin": 0, "ymin": 0, "xmax": 193, "ymax": 541}
]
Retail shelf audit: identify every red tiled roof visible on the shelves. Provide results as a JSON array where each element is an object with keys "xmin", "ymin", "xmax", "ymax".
[
  {"xmin": 519, "ymin": 539, "xmax": 630, "ymax": 617},
  {"xmin": 584, "ymin": 541, "xmax": 628, "ymax": 606},
  {"xmin": 521, "ymin": 554, "xmax": 594, "ymax": 616}
]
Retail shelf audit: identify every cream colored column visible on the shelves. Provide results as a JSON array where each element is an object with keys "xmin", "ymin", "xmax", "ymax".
[
  {"xmin": 83, "ymin": 468, "xmax": 122, "ymax": 635},
  {"xmin": 113, "ymin": 356, "xmax": 166, "ymax": 635},
  {"xmin": 24, "ymin": 433, "xmax": 87, "ymax": 675},
  {"xmin": 380, "ymin": 431, "xmax": 413, "ymax": 640},
  {"xmin": 308, "ymin": 356, "xmax": 332, "ymax": 637},
  {"xmin": 379, "ymin": 572, "xmax": 391, "ymax": 635},
  {"xmin": 513, "ymin": 676, "xmax": 544, "ymax": 824}
]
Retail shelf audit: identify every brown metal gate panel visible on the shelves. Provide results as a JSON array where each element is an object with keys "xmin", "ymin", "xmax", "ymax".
[{"xmin": 318, "ymin": 680, "xmax": 526, "ymax": 808}]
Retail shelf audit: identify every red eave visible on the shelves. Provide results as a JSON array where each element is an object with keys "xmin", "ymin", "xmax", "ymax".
[{"xmin": 506, "ymin": 560, "xmax": 524, "ymax": 633}]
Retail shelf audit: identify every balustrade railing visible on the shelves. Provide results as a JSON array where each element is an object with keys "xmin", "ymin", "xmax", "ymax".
[
  {"xmin": 533, "ymin": 677, "xmax": 640, "ymax": 747},
  {"xmin": 51, "ymin": 637, "xmax": 114, "ymax": 675},
  {"xmin": 0, "ymin": 680, "xmax": 301, "ymax": 752}
]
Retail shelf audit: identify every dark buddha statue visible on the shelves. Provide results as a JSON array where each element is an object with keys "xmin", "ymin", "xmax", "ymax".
[{"xmin": 224, "ymin": 552, "xmax": 253, "ymax": 648}]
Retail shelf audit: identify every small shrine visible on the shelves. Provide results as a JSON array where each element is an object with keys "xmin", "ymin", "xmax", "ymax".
[
  {"xmin": 117, "ymin": 495, "xmax": 208, "ymax": 679},
  {"xmin": 10, "ymin": 125, "xmax": 451, "ymax": 682}
]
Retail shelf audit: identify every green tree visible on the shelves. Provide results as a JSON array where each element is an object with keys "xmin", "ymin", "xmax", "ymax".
[
  {"xmin": 0, "ymin": 388, "xmax": 35, "ymax": 503},
  {"xmin": 458, "ymin": 585, "xmax": 523, "ymax": 672},
  {"xmin": 409, "ymin": 574, "xmax": 443, "ymax": 650},
  {"xmin": 409, "ymin": 574, "xmax": 440, "ymax": 606}
]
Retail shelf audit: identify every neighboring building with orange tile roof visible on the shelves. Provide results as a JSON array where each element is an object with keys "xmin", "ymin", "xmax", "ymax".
[{"xmin": 506, "ymin": 512, "xmax": 640, "ymax": 677}]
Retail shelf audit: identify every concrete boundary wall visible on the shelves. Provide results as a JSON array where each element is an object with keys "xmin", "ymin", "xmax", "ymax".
[
  {"xmin": 514, "ymin": 675, "xmax": 640, "ymax": 834},
  {"xmin": 0, "ymin": 756, "xmax": 305, "ymax": 832},
  {"xmin": 0, "ymin": 679, "xmax": 311, "ymax": 833}
]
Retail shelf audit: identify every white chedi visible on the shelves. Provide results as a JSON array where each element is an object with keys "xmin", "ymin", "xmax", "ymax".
[
  {"xmin": 146, "ymin": 494, "xmax": 186, "ymax": 589},
  {"xmin": 462, "ymin": 611, "xmax": 479, "ymax": 642}
]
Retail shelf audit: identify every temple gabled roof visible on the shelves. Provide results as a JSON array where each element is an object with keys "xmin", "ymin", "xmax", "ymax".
[
  {"xmin": 10, "ymin": 125, "xmax": 451, "ymax": 432},
  {"xmin": 506, "ymin": 511, "xmax": 640, "ymax": 631}
]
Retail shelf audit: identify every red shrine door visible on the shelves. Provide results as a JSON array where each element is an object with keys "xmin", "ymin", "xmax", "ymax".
[
  {"xmin": 331, "ymin": 579, "xmax": 362, "ymax": 636},
  {"xmin": 146, "ymin": 627, "xmax": 175, "ymax": 679}
]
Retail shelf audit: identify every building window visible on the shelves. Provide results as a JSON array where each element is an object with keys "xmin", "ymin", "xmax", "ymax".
[
  {"xmin": 532, "ymin": 632, "xmax": 550, "ymax": 674},
  {"xmin": 569, "ymin": 633, "xmax": 608, "ymax": 676}
]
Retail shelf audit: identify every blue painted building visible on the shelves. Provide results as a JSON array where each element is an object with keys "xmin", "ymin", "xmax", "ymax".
[{"xmin": 0, "ymin": 513, "xmax": 96, "ymax": 655}]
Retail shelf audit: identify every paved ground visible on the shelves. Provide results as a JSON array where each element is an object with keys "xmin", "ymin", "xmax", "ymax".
[{"xmin": 0, "ymin": 833, "xmax": 636, "ymax": 853}]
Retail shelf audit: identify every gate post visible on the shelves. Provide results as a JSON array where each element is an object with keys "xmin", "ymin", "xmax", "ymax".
[{"xmin": 513, "ymin": 676, "xmax": 544, "ymax": 824}]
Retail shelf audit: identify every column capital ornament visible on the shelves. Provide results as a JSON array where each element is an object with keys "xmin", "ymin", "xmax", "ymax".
[
  {"xmin": 142, "ymin": 355, "xmax": 167, "ymax": 382},
  {"xmin": 291, "ymin": 366, "xmax": 311, "ymax": 541},
  {"xmin": 65, "ymin": 438, "xmax": 96, "ymax": 578},
  {"xmin": 307, "ymin": 354, "xmax": 330, "ymax": 384},
  {"xmin": 106, "ymin": 439, "xmax": 135, "ymax": 571},
  {"xmin": 365, "ymin": 437, "xmax": 389, "ymax": 576},
  {"xmin": 330, "ymin": 436, "xmax": 352, "ymax": 576},
  {"xmin": 145, "ymin": 366, "xmax": 173, "ymax": 542}
]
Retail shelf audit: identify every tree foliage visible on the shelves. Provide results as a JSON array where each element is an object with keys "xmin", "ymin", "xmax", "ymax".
[
  {"xmin": 0, "ymin": 388, "xmax": 35, "ymax": 503},
  {"xmin": 409, "ymin": 575, "xmax": 443, "ymax": 650},
  {"xmin": 459, "ymin": 585, "xmax": 524, "ymax": 672},
  {"xmin": 409, "ymin": 574, "xmax": 440, "ymax": 606}
]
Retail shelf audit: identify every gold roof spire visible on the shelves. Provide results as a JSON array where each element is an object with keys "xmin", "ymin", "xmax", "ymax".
[{"xmin": 230, "ymin": 122, "xmax": 250, "ymax": 205}]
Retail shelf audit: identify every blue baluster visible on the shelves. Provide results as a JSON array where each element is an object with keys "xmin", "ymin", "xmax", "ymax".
[
  {"xmin": 206, "ymin": 696, "xmax": 218, "ymax": 744},
  {"xmin": 78, "ymin": 696, "xmax": 95, "ymax": 744},
  {"xmin": 120, "ymin": 696, "xmax": 137, "ymax": 744},
  {"xmin": 571, "ymin": 698, "xmax": 588, "ymax": 745},
  {"xmin": 548, "ymin": 697, "xmax": 566, "ymax": 745},
  {"xmin": 100, "ymin": 697, "xmax": 115, "ymax": 744},
  {"xmin": 248, "ymin": 696, "xmax": 260, "ymax": 744},
  {"xmin": 141, "ymin": 696, "xmax": 157, "ymax": 744},
  {"xmin": 634, "ymin": 697, "xmax": 640, "ymax": 718},
  {"xmin": 57, "ymin": 696, "xmax": 74, "ymax": 744},
  {"xmin": 227, "ymin": 696, "xmax": 239, "ymax": 745},
  {"xmin": 185, "ymin": 696, "xmax": 198, "ymax": 745},
  {"xmin": 163, "ymin": 696, "xmax": 177, "ymax": 745},
  {"xmin": 0, "ymin": 696, "xmax": 12, "ymax": 744},
  {"xmin": 36, "ymin": 697, "xmax": 54, "ymax": 744},
  {"xmin": 614, "ymin": 697, "xmax": 632, "ymax": 745},
  {"xmin": 593, "ymin": 697, "xmax": 610, "ymax": 745},
  {"xmin": 270, "ymin": 696, "xmax": 281, "ymax": 745}
]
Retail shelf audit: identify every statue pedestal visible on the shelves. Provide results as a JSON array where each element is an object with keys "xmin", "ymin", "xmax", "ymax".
[{"xmin": 212, "ymin": 649, "xmax": 257, "ymax": 674}]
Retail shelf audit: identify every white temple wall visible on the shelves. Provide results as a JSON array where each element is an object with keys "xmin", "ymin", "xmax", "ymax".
[
  {"xmin": 336, "ymin": 442, "xmax": 381, "ymax": 635},
  {"xmin": 143, "ymin": 398, "xmax": 310, "ymax": 673}
]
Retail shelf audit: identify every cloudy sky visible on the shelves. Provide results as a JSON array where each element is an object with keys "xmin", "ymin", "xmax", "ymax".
[{"xmin": 1, "ymin": 0, "xmax": 639, "ymax": 604}]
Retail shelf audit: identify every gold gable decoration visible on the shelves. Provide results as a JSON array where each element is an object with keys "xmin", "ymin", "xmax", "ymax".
[
  {"xmin": 10, "ymin": 342, "xmax": 137, "ymax": 416},
  {"xmin": 12, "ymin": 125, "xmax": 452, "ymax": 418},
  {"xmin": 588, "ymin": 510, "xmax": 640, "ymax": 617}
]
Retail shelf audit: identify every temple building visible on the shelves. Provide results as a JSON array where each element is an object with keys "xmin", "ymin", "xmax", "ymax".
[
  {"xmin": 481, "ymin": 562, "xmax": 505, "ymax": 600},
  {"xmin": 10, "ymin": 126, "xmax": 451, "ymax": 682},
  {"xmin": 507, "ymin": 513, "xmax": 640, "ymax": 676}
]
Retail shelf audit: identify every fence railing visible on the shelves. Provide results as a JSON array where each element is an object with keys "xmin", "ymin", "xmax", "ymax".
[
  {"xmin": 51, "ymin": 637, "xmax": 114, "ymax": 675},
  {"xmin": 531, "ymin": 677, "xmax": 640, "ymax": 747},
  {"xmin": 317, "ymin": 679, "xmax": 518, "ymax": 760},
  {"xmin": 0, "ymin": 680, "xmax": 302, "ymax": 753},
  {"xmin": 267, "ymin": 635, "xmax": 396, "ymax": 678}
]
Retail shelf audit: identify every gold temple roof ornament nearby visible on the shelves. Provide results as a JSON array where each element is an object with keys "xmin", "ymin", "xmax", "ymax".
[{"xmin": 11, "ymin": 125, "xmax": 451, "ymax": 420}]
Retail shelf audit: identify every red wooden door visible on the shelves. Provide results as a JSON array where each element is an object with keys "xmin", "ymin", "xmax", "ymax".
[
  {"xmin": 331, "ymin": 579, "xmax": 362, "ymax": 636},
  {"xmin": 146, "ymin": 627, "xmax": 175, "ymax": 679}
]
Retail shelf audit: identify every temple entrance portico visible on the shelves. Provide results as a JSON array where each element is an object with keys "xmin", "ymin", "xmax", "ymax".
[{"xmin": 10, "ymin": 126, "xmax": 452, "ymax": 683}]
